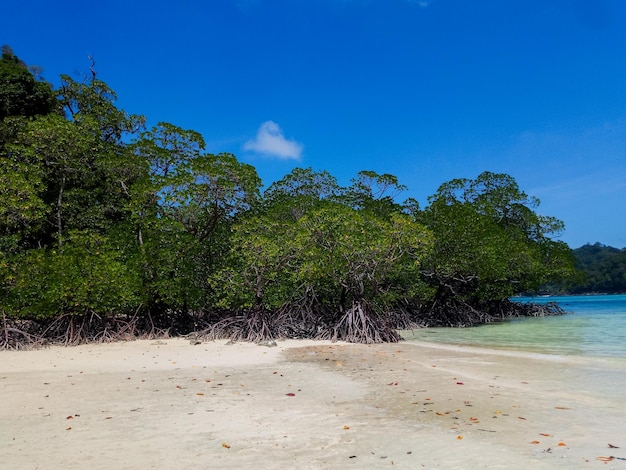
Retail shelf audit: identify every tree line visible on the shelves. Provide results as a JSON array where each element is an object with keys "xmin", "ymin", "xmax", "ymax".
[
  {"xmin": 565, "ymin": 243, "xmax": 626, "ymax": 294},
  {"xmin": 0, "ymin": 47, "xmax": 577, "ymax": 348}
]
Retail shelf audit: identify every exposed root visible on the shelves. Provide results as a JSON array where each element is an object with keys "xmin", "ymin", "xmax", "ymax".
[{"xmin": 1, "ymin": 299, "xmax": 567, "ymax": 349}]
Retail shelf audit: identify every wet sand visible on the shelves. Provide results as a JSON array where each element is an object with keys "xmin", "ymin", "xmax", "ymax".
[{"xmin": 2, "ymin": 338, "xmax": 625, "ymax": 469}]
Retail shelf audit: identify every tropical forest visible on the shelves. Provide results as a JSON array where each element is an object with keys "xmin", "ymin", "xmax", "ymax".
[{"xmin": 0, "ymin": 46, "xmax": 583, "ymax": 349}]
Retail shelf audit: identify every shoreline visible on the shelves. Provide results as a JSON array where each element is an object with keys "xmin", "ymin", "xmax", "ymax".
[{"xmin": 2, "ymin": 338, "xmax": 625, "ymax": 469}]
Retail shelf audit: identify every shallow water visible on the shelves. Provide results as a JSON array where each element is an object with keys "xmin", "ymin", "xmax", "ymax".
[
  {"xmin": 402, "ymin": 295, "xmax": 626, "ymax": 412},
  {"xmin": 402, "ymin": 294, "xmax": 626, "ymax": 359}
]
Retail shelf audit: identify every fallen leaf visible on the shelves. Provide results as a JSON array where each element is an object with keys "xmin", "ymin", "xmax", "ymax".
[
  {"xmin": 286, "ymin": 393, "xmax": 296, "ymax": 397},
  {"xmin": 197, "ymin": 393, "xmax": 204, "ymax": 396},
  {"xmin": 457, "ymin": 435, "xmax": 463, "ymax": 440},
  {"xmin": 554, "ymin": 406, "xmax": 571, "ymax": 410},
  {"xmin": 609, "ymin": 443, "xmax": 620, "ymax": 449},
  {"xmin": 66, "ymin": 416, "xmax": 73, "ymax": 420},
  {"xmin": 66, "ymin": 427, "xmax": 72, "ymax": 431},
  {"xmin": 518, "ymin": 417, "xmax": 527, "ymax": 420},
  {"xmin": 530, "ymin": 440, "xmax": 541, "ymax": 445},
  {"xmin": 343, "ymin": 425, "xmax": 350, "ymax": 430},
  {"xmin": 540, "ymin": 433, "xmax": 551, "ymax": 437},
  {"xmin": 222, "ymin": 442, "xmax": 231, "ymax": 449},
  {"xmin": 557, "ymin": 442, "xmax": 567, "ymax": 447}
]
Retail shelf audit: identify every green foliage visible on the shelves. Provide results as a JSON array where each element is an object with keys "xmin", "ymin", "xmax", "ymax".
[
  {"xmin": 131, "ymin": 122, "xmax": 262, "ymax": 314},
  {"xmin": 212, "ymin": 196, "xmax": 433, "ymax": 316},
  {"xmin": 293, "ymin": 204, "xmax": 432, "ymax": 307},
  {"xmin": 263, "ymin": 167, "xmax": 340, "ymax": 221},
  {"xmin": 58, "ymin": 74, "xmax": 144, "ymax": 142},
  {"xmin": 420, "ymin": 172, "xmax": 577, "ymax": 305},
  {"xmin": 209, "ymin": 214, "xmax": 296, "ymax": 310},
  {"xmin": 4, "ymin": 231, "xmax": 141, "ymax": 319},
  {"xmin": 0, "ymin": 45, "xmax": 57, "ymax": 119},
  {"xmin": 340, "ymin": 170, "xmax": 408, "ymax": 218},
  {"xmin": 568, "ymin": 243, "xmax": 626, "ymax": 293},
  {"xmin": 0, "ymin": 119, "xmax": 47, "ymax": 241},
  {"xmin": 0, "ymin": 45, "xmax": 578, "ymax": 344}
]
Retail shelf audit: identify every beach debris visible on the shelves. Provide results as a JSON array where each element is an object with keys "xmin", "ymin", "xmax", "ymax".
[
  {"xmin": 554, "ymin": 406, "xmax": 571, "ymax": 410},
  {"xmin": 222, "ymin": 442, "xmax": 231, "ymax": 449},
  {"xmin": 603, "ymin": 456, "xmax": 626, "ymax": 461},
  {"xmin": 150, "ymin": 340, "xmax": 167, "ymax": 346},
  {"xmin": 189, "ymin": 339, "xmax": 202, "ymax": 346},
  {"xmin": 456, "ymin": 382, "xmax": 464, "ymax": 385},
  {"xmin": 285, "ymin": 392, "xmax": 296, "ymax": 397},
  {"xmin": 557, "ymin": 442, "xmax": 567, "ymax": 447},
  {"xmin": 609, "ymin": 443, "xmax": 620, "ymax": 449},
  {"xmin": 530, "ymin": 441, "xmax": 540, "ymax": 444},
  {"xmin": 457, "ymin": 435, "xmax": 463, "ymax": 440},
  {"xmin": 343, "ymin": 425, "xmax": 350, "ymax": 430},
  {"xmin": 257, "ymin": 340, "xmax": 277, "ymax": 347},
  {"xmin": 387, "ymin": 381, "xmax": 398, "ymax": 386}
]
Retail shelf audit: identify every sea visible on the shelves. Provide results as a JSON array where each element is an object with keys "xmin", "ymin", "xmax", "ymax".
[{"xmin": 404, "ymin": 294, "xmax": 626, "ymax": 359}]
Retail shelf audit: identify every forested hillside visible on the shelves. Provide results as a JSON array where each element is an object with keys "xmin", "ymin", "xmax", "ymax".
[
  {"xmin": 568, "ymin": 243, "xmax": 626, "ymax": 294},
  {"xmin": 0, "ymin": 47, "xmax": 577, "ymax": 348}
]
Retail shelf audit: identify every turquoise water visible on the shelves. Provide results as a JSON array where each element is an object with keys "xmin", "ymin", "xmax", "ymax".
[{"xmin": 403, "ymin": 294, "xmax": 626, "ymax": 359}]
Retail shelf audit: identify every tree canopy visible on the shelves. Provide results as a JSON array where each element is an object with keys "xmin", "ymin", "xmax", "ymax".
[
  {"xmin": 0, "ymin": 46, "xmax": 577, "ymax": 348},
  {"xmin": 0, "ymin": 45, "xmax": 57, "ymax": 119}
]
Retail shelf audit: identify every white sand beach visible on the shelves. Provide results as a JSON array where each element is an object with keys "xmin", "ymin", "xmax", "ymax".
[{"xmin": 2, "ymin": 338, "xmax": 625, "ymax": 469}]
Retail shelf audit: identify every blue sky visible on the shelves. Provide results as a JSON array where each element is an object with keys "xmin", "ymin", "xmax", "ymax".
[{"xmin": 5, "ymin": 0, "xmax": 626, "ymax": 248}]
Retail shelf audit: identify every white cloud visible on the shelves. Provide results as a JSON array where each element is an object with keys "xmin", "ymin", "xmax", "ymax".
[{"xmin": 244, "ymin": 121, "xmax": 303, "ymax": 160}]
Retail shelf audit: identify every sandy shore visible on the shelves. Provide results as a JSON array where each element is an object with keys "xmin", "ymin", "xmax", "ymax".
[{"xmin": 2, "ymin": 338, "xmax": 625, "ymax": 469}]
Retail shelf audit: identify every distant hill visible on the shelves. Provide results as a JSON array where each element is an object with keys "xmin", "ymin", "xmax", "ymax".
[{"xmin": 567, "ymin": 243, "xmax": 626, "ymax": 294}]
